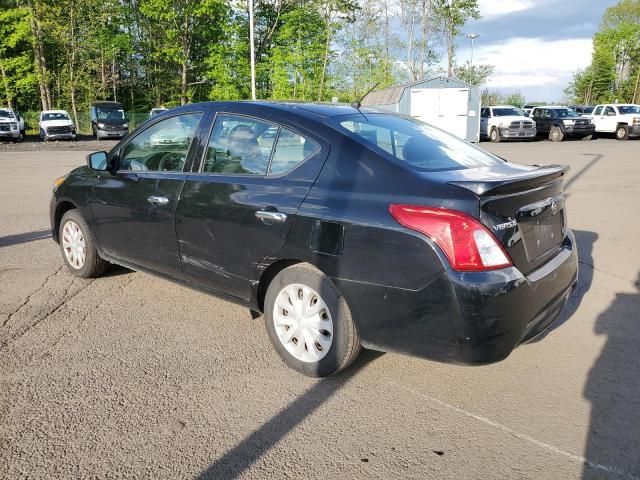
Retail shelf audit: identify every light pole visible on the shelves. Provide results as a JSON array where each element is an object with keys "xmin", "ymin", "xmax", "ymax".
[
  {"xmin": 249, "ymin": 0, "xmax": 256, "ymax": 100},
  {"xmin": 467, "ymin": 33, "xmax": 479, "ymax": 67}
]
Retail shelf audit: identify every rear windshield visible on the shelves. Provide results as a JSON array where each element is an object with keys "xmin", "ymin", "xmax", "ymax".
[{"xmin": 333, "ymin": 114, "xmax": 504, "ymax": 172}]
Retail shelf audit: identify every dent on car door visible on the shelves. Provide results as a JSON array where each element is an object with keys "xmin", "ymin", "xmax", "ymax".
[
  {"xmin": 175, "ymin": 112, "xmax": 327, "ymax": 300},
  {"xmin": 91, "ymin": 111, "xmax": 205, "ymax": 275}
]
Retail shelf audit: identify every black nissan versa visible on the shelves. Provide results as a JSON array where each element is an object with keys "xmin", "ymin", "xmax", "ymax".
[{"xmin": 50, "ymin": 102, "xmax": 578, "ymax": 377}]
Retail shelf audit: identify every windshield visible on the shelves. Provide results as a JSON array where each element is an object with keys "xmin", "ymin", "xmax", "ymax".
[
  {"xmin": 0, "ymin": 109, "xmax": 15, "ymax": 119},
  {"xmin": 97, "ymin": 107, "xmax": 125, "ymax": 121},
  {"xmin": 551, "ymin": 109, "xmax": 580, "ymax": 118},
  {"xmin": 334, "ymin": 114, "xmax": 504, "ymax": 172},
  {"xmin": 618, "ymin": 105, "xmax": 640, "ymax": 114},
  {"xmin": 492, "ymin": 108, "xmax": 522, "ymax": 117},
  {"xmin": 42, "ymin": 112, "xmax": 70, "ymax": 121}
]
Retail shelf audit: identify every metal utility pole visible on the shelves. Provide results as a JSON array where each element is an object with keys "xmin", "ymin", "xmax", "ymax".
[
  {"xmin": 249, "ymin": 0, "xmax": 256, "ymax": 100},
  {"xmin": 467, "ymin": 33, "xmax": 479, "ymax": 67}
]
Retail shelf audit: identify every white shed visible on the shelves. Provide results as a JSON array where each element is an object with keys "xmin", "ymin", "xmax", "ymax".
[{"xmin": 361, "ymin": 77, "xmax": 482, "ymax": 143}]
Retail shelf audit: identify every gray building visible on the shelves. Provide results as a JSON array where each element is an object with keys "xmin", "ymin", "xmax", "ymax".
[{"xmin": 361, "ymin": 77, "xmax": 482, "ymax": 143}]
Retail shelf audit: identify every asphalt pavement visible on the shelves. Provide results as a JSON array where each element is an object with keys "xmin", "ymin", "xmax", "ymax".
[{"xmin": 1, "ymin": 137, "xmax": 639, "ymax": 479}]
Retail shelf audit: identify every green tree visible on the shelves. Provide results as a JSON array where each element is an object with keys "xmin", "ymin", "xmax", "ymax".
[
  {"xmin": 432, "ymin": 0, "xmax": 480, "ymax": 78},
  {"xmin": 454, "ymin": 61, "xmax": 493, "ymax": 85}
]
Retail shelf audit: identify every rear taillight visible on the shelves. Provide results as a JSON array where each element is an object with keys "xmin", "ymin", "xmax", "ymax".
[{"xmin": 389, "ymin": 205, "xmax": 513, "ymax": 272}]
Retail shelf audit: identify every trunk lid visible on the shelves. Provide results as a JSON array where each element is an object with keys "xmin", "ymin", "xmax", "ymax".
[{"xmin": 447, "ymin": 164, "xmax": 569, "ymax": 275}]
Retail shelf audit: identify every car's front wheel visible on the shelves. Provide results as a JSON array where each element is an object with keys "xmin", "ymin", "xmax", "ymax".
[
  {"xmin": 490, "ymin": 127, "xmax": 501, "ymax": 143},
  {"xmin": 616, "ymin": 124, "xmax": 629, "ymax": 140},
  {"xmin": 550, "ymin": 126, "xmax": 564, "ymax": 142},
  {"xmin": 264, "ymin": 263, "xmax": 361, "ymax": 377},
  {"xmin": 59, "ymin": 210, "xmax": 108, "ymax": 278}
]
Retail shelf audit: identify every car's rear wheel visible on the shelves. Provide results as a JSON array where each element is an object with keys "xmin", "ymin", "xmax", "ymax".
[
  {"xmin": 264, "ymin": 263, "xmax": 361, "ymax": 377},
  {"xmin": 550, "ymin": 126, "xmax": 564, "ymax": 142},
  {"xmin": 490, "ymin": 127, "xmax": 501, "ymax": 143},
  {"xmin": 616, "ymin": 125, "xmax": 629, "ymax": 140},
  {"xmin": 59, "ymin": 210, "xmax": 108, "ymax": 278}
]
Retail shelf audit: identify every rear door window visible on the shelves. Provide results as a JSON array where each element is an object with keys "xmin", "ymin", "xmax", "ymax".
[
  {"xmin": 269, "ymin": 128, "xmax": 320, "ymax": 175},
  {"xmin": 203, "ymin": 114, "xmax": 276, "ymax": 175},
  {"xmin": 335, "ymin": 114, "xmax": 503, "ymax": 172}
]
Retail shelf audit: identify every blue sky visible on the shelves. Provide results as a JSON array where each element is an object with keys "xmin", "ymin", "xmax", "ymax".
[{"xmin": 456, "ymin": 0, "xmax": 620, "ymax": 102}]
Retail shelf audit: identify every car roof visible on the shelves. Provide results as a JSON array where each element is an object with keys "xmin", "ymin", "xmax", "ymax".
[
  {"xmin": 174, "ymin": 100, "xmax": 377, "ymax": 119},
  {"xmin": 532, "ymin": 105, "xmax": 569, "ymax": 109},
  {"xmin": 41, "ymin": 110, "xmax": 69, "ymax": 114},
  {"xmin": 488, "ymin": 105, "xmax": 518, "ymax": 109},
  {"xmin": 93, "ymin": 101, "xmax": 123, "ymax": 107}
]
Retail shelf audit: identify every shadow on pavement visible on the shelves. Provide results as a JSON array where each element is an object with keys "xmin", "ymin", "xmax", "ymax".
[
  {"xmin": 583, "ymin": 273, "xmax": 640, "ymax": 479},
  {"xmin": 197, "ymin": 350, "xmax": 383, "ymax": 480},
  {"xmin": 0, "ymin": 229, "xmax": 52, "ymax": 248},
  {"xmin": 564, "ymin": 154, "xmax": 604, "ymax": 193}
]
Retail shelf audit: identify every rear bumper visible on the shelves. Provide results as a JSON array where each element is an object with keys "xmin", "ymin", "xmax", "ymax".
[{"xmin": 334, "ymin": 230, "xmax": 578, "ymax": 365}]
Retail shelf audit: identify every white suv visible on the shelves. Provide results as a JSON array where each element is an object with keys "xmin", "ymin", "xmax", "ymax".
[
  {"xmin": 480, "ymin": 105, "xmax": 536, "ymax": 142},
  {"xmin": 589, "ymin": 104, "xmax": 640, "ymax": 140},
  {"xmin": 39, "ymin": 110, "xmax": 77, "ymax": 141}
]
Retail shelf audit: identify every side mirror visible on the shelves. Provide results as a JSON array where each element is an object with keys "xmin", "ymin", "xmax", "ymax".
[{"xmin": 87, "ymin": 151, "xmax": 108, "ymax": 171}]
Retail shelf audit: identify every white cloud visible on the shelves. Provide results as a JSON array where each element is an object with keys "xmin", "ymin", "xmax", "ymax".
[
  {"xmin": 458, "ymin": 37, "xmax": 593, "ymax": 99},
  {"xmin": 478, "ymin": 0, "xmax": 535, "ymax": 18}
]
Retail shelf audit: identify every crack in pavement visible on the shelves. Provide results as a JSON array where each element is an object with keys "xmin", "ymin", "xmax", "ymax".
[
  {"xmin": 0, "ymin": 265, "xmax": 96, "ymax": 350},
  {"xmin": 578, "ymin": 259, "xmax": 634, "ymax": 286}
]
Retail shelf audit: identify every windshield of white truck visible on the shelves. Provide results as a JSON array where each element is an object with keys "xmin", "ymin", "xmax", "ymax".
[
  {"xmin": 492, "ymin": 108, "xmax": 521, "ymax": 116},
  {"xmin": 0, "ymin": 110, "xmax": 15, "ymax": 119},
  {"xmin": 43, "ymin": 112, "xmax": 70, "ymax": 121}
]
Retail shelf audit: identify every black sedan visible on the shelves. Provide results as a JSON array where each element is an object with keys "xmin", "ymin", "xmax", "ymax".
[{"xmin": 50, "ymin": 102, "xmax": 578, "ymax": 377}]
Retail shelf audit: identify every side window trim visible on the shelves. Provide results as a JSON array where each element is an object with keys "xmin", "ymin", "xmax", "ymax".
[
  {"xmin": 115, "ymin": 110, "xmax": 204, "ymax": 174},
  {"xmin": 197, "ymin": 111, "xmax": 321, "ymax": 178}
]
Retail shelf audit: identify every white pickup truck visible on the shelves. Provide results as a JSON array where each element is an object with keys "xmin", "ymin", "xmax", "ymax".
[
  {"xmin": 0, "ymin": 107, "xmax": 25, "ymax": 142},
  {"xmin": 589, "ymin": 104, "xmax": 640, "ymax": 140},
  {"xmin": 480, "ymin": 105, "xmax": 536, "ymax": 142}
]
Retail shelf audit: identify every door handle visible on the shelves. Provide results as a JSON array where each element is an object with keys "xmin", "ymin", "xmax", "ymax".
[
  {"xmin": 147, "ymin": 195, "xmax": 169, "ymax": 205},
  {"xmin": 255, "ymin": 210, "xmax": 287, "ymax": 223}
]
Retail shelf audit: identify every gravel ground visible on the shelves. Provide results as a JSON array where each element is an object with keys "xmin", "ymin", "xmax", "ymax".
[
  {"xmin": 0, "ymin": 135, "xmax": 118, "ymax": 153},
  {"xmin": 0, "ymin": 139, "xmax": 639, "ymax": 479}
]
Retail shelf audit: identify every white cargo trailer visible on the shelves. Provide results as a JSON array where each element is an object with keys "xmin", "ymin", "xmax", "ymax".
[{"xmin": 361, "ymin": 77, "xmax": 481, "ymax": 143}]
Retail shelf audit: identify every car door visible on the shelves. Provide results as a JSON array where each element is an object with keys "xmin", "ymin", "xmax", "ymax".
[
  {"xmin": 603, "ymin": 106, "xmax": 617, "ymax": 132},
  {"xmin": 175, "ymin": 111, "xmax": 327, "ymax": 301},
  {"xmin": 91, "ymin": 111, "xmax": 205, "ymax": 276},
  {"xmin": 591, "ymin": 106, "xmax": 603, "ymax": 130},
  {"xmin": 532, "ymin": 109, "xmax": 549, "ymax": 134},
  {"xmin": 480, "ymin": 108, "xmax": 490, "ymax": 136}
]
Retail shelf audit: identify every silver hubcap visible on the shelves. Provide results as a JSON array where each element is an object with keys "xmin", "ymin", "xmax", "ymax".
[
  {"xmin": 273, "ymin": 284, "xmax": 333, "ymax": 363},
  {"xmin": 61, "ymin": 220, "xmax": 86, "ymax": 269},
  {"xmin": 618, "ymin": 128, "xmax": 625, "ymax": 138}
]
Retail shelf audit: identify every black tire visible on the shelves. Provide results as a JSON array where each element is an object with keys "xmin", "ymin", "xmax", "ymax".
[
  {"xmin": 264, "ymin": 263, "xmax": 361, "ymax": 377},
  {"xmin": 550, "ymin": 125, "xmax": 564, "ymax": 142},
  {"xmin": 582, "ymin": 134, "xmax": 593, "ymax": 141},
  {"xmin": 58, "ymin": 210, "xmax": 108, "ymax": 278},
  {"xmin": 490, "ymin": 127, "xmax": 501, "ymax": 143},
  {"xmin": 616, "ymin": 124, "xmax": 629, "ymax": 140}
]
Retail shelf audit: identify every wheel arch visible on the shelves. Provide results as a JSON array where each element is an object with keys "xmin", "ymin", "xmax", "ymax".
[
  {"xmin": 255, "ymin": 259, "xmax": 304, "ymax": 313},
  {"xmin": 53, "ymin": 200, "xmax": 78, "ymax": 243}
]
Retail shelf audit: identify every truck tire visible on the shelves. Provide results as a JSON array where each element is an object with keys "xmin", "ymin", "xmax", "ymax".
[
  {"xmin": 490, "ymin": 127, "xmax": 501, "ymax": 143},
  {"xmin": 550, "ymin": 126, "xmax": 564, "ymax": 142},
  {"xmin": 616, "ymin": 124, "xmax": 629, "ymax": 140}
]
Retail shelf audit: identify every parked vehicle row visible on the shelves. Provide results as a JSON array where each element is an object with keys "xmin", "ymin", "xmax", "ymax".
[{"xmin": 481, "ymin": 103, "xmax": 640, "ymax": 142}]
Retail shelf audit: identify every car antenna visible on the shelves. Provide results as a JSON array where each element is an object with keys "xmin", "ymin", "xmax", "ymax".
[{"xmin": 351, "ymin": 82, "xmax": 379, "ymax": 110}]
